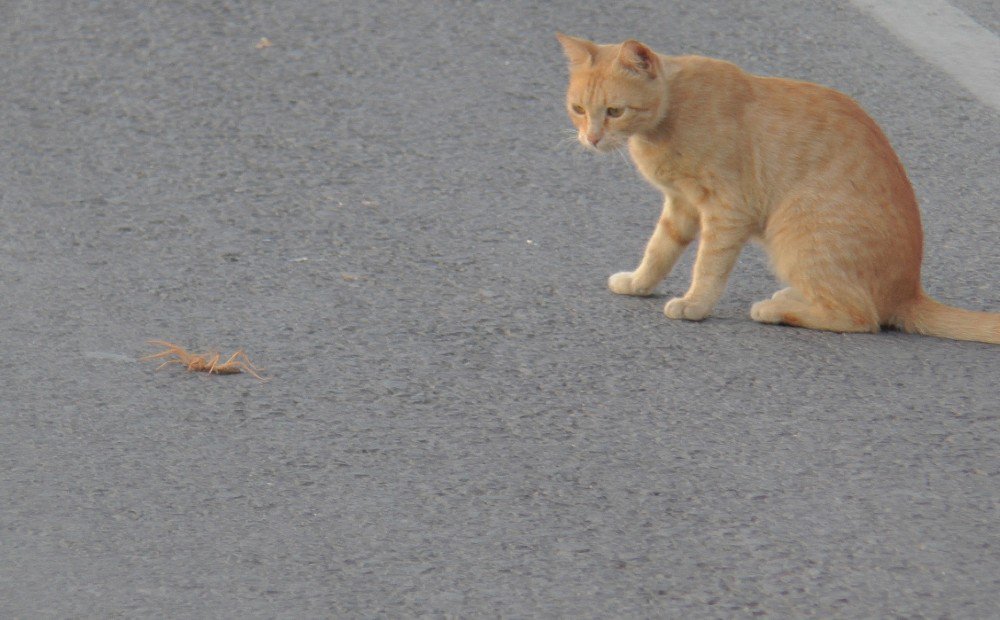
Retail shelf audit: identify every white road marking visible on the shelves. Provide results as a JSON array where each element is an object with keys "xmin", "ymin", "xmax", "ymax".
[{"xmin": 850, "ymin": 0, "xmax": 1000, "ymax": 111}]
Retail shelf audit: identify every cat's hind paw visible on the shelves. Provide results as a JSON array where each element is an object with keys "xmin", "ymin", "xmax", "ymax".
[
  {"xmin": 750, "ymin": 299, "xmax": 783, "ymax": 324},
  {"xmin": 664, "ymin": 297, "xmax": 712, "ymax": 321},
  {"xmin": 608, "ymin": 271, "xmax": 653, "ymax": 296}
]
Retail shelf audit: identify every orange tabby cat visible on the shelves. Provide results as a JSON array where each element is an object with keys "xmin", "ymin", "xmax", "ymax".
[{"xmin": 557, "ymin": 33, "xmax": 999, "ymax": 344}]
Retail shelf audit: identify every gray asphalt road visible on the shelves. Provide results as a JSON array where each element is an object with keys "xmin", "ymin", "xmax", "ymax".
[{"xmin": 2, "ymin": 1, "xmax": 997, "ymax": 617}]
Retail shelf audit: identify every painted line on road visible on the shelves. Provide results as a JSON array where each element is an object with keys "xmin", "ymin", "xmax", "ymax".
[{"xmin": 850, "ymin": 0, "xmax": 1000, "ymax": 111}]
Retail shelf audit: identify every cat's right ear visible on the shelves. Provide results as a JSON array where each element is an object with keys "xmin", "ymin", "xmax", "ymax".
[{"xmin": 556, "ymin": 33, "xmax": 597, "ymax": 67}]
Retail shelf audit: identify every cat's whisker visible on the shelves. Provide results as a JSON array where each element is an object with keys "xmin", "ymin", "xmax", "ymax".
[
  {"xmin": 552, "ymin": 134, "xmax": 590, "ymax": 159},
  {"xmin": 557, "ymin": 135, "xmax": 579, "ymax": 147},
  {"xmin": 554, "ymin": 132, "xmax": 581, "ymax": 149}
]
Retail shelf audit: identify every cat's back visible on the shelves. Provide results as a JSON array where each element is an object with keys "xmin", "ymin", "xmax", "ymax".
[
  {"xmin": 745, "ymin": 71, "xmax": 900, "ymax": 164},
  {"xmin": 636, "ymin": 53, "xmax": 915, "ymax": 212},
  {"xmin": 668, "ymin": 57, "xmax": 899, "ymax": 160}
]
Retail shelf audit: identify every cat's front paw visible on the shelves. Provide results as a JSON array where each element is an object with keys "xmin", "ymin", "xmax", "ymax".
[
  {"xmin": 608, "ymin": 271, "xmax": 653, "ymax": 296},
  {"xmin": 664, "ymin": 297, "xmax": 712, "ymax": 321}
]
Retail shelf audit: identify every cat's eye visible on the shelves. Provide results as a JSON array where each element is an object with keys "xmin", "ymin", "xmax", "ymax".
[
  {"xmin": 571, "ymin": 104, "xmax": 586, "ymax": 115},
  {"xmin": 606, "ymin": 107, "xmax": 624, "ymax": 118}
]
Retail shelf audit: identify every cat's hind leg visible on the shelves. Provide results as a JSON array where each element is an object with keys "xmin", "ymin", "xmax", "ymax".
[
  {"xmin": 609, "ymin": 194, "xmax": 698, "ymax": 296},
  {"xmin": 750, "ymin": 291, "xmax": 879, "ymax": 333},
  {"xmin": 758, "ymin": 197, "xmax": 883, "ymax": 333},
  {"xmin": 770, "ymin": 287, "xmax": 805, "ymax": 303}
]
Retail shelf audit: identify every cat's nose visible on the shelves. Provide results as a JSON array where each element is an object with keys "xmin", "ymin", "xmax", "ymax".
[{"xmin": 587, "ymin": 133, "xmax": 601, "ymax": 146}]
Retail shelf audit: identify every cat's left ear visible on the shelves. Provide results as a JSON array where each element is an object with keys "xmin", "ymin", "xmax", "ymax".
[{"xmin": 617, "ymin": 40, "xmax": 658, "ymax": 78}]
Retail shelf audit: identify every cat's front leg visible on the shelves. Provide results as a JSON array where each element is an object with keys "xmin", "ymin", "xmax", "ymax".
[
  {"xmin": 609, "ymin": 195, "xmax": 698, "ymax": 296},
  {"xmin": 664, "ymin": 214, "xmax": 748, "ymax": 321}
]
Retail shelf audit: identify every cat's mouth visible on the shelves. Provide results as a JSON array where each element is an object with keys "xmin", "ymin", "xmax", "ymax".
[
  {"xmin": 584, "ymin": 138, "xmax": 625, "ymax": 153},
  {"xmin": 579, "ymin": 132, "xmax": 625, "ymax": 153}
]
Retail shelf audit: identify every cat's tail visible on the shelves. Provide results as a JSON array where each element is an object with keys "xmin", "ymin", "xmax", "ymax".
[{"xmin": 893, "ymin": 291, "xmax": 1000, "ymax": 344}]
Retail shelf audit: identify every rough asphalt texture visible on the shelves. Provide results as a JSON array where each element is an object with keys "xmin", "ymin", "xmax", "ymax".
[{"xmin": 2, "ymin": 1, "xmax": 997, "ymax": 617}]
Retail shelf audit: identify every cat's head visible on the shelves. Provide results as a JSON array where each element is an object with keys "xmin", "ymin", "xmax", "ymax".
[{"xmin": 556, "ymin": 34, "xmax": 667, "ymax": 153}]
